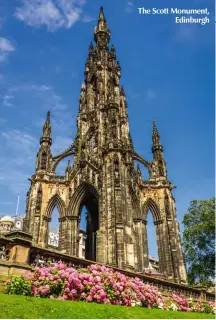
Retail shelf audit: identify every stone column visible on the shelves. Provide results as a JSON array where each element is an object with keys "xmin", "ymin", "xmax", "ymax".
[
  {"xmin": 38, "ymin": 216, "xmax": 50, "ymax": 247},
  {"xmin": 133, "ymin": 218, "xmax": 146, "ymax": 272},
  {"xmin": 68, "ymin": 216, "xmax": 79, "ymax": 256},
  {"xmin": 155, "ymin": 220, "xmax": 173, "ymax": 278},
  {"xmin": 142, "ymin": 220, "xmax": 149, "ymax": 269},
  {"xmin": 116, "ymin": 223, "xmax": 124, "ymax": 268},
  {"xmin": 59, "ymin": 217, "xmax": 67, "ymax": 252}
]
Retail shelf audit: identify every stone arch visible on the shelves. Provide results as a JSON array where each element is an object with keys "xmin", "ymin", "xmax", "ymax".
[
  {"xmin": 45, "ymin": 194, "xmax": 66, "ymax": 219},
  {"xmin": 67, "ymin": 182, "xmax": 98, "ymax": 217},
  {"xmin": 142, "ymin": 198, "xmax": 161, "ymax": 222},
  {"xmin": 67, "ymin": 182, "xmax": 99, "ymax": 260},
  {"xmin": 141, "ymin": 198, "xmax": 164, "ymax": 273},
  {"xmin": 42, "ymin": 194, "xmax": 66, "ymax": 250},
  {"xmin": 52, "ymin": 150, "xmax": 75, "ymax": 172}
]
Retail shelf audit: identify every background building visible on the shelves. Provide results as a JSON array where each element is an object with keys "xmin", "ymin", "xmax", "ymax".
[{"xmin": 0, "ymin": 214, "xmax": 24, "ymax": 234}]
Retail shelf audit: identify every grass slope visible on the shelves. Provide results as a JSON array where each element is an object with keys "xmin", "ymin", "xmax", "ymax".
[{"xmin": 0, "ymin": 293, "xmax": 214, "ymax": 319}]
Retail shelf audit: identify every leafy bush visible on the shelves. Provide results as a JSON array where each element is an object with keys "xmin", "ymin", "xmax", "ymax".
[{"xmin": 6, "ymin": 276, "xmax": 32, "ymax": 296}]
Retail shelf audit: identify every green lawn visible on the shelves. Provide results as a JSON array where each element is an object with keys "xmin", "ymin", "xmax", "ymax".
[{"xmin": 0, "ymin": 293, "xmax": 214, "ymax": 319}]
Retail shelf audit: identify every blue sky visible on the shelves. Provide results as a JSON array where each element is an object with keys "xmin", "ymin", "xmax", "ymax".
[{"xmin": 0, "ymin": 0, "xmax": 214, "ymax": 258}]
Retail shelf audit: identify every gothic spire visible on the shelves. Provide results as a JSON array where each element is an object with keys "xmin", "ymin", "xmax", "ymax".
[
  {"xmin": 151, "ymin": 121, "xmax": 167, "ymax": 179},
  {"xmin": 94, "ymin": 6, "xmax": 110, "ymax": 46},
  {"xmin": 40, "ymin": 111, "xmax": 52, "ymax": 146},
  {"xmin": 152, "ymin": 120, "xmax": 163, "ymax": 152},
  {"xmin": 65, "ymin": 160, "xmax": 71, "ymax": 173}
]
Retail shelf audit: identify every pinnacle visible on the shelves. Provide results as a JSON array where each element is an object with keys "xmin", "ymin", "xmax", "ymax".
[
  {"xmin": 94, "ymin": 6, "xmax": 110, "ymax": 45},
  {"xmin": 44, "ymin": 111, "xmax": 51, "ymax": 127},
  {"xmin": 152, "ymin": 120, "xmax": 163, "ymax": 152},
  {"xmin": 111, "ymin": 44, "xmax": 116, "ymax": 54},
  {"xmin": 152, "ymin": 120, "xmax": 158, "ymax": 137},
  {"xmin": 99, "ymin": 6, "xmax": 106, "ymax": 22}
]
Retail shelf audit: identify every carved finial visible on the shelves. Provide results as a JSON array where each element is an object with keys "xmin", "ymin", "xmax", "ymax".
[
  {"xmin": 151, "ymin": 120, "xmax": 167, "ymax": 178},
  {"xmin": 152, "ymin": 120, "xmax": 161, "ymax": 149},
  {"xmin": 65, "ymin": 160, "xmax": 71, "ymax": 173},
  {"xmin": 89, "ymin": 42, "xmax": 94, "ymax": 54},
  {"xmin": 137, "ymin": 164, "xmax": 142, "ymax": 176},
  {"xmin": 120, "ymin": 85, "xmax": 125, "ymax": 96},
  {"xmin": 40, "ymin": 111, "xmax": 52, "ymax": 145},
  {"xmin": 94, "ymin": 6, "xmax": 110, "ymax": 45},
  {"xmin": 99, "ymin": 6, "xmax": 106, "ymax": 22},
  {"xmin": 110, "ymin": 44, "xmax": 116, "ymax": 56},
  {"xmin": 44, "ymin": 111, "xmax": 51, "ymax": 129}
]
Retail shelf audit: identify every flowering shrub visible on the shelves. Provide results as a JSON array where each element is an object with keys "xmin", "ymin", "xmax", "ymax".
[
  {"xmin": 6, "ymin": 276, "xmax": 32, "ymax": 296},
  {"xmin": 165, "ymin": 295, "xmax": 215, "ymax": 314},
  {"xmin": 5, "ymin": 263, "xmax": 215, "ymax": 314}
]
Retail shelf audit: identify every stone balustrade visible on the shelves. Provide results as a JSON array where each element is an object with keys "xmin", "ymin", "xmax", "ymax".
[{"xmin": 0, "ymin": 231, "xmax": 215, "ymax": 302}]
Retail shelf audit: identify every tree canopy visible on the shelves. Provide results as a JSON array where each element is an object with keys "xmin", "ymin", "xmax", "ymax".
[{"xmin": 182, "ymin": 198, "xmax": 215, "ymax": 286}]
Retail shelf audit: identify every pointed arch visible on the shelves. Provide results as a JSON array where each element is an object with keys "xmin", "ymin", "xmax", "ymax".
[
  {"xmin": 67, "ymin": 182, "xmax": 98, "ymax": 217},
  {"xmin": 142, "ymin": 198, "xmax": 161, "ymax": 222},
  {"xmin": 45, "ymin": 194, "xmax": 66, "ymax": 219}
]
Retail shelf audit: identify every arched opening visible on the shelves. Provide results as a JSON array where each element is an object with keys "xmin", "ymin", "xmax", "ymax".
[
  {"xmin": 47, "ymin": 206, "xmax": 60, "ymax": 249},
  {"xmin": 78, "ymin": 206, "xmax": 87, "ymax": 259},
  {"xmin": 68, "ymin": 182, "xmax": 99, "ymax": 261},
  {"xmin": 44, "ymin": 194, "xmax": 65, "ymax": 251},
  {"xmin": 78, "ymin": 196, "xmax": 99, "ymax": 261},
  {"xmin": 146, "ymin": 210, "xmax": 159, "ymax": 271},
  {"xmin": 134, "ymin": 160, "xmax": 150, "ymax": 180},
  {"xmin": 142, "ymin": 199, "xmax": 161, "ymax": 273},
  {"xmin": 55, "ymin": 155, "xmax": 74, "ymax": 175}
]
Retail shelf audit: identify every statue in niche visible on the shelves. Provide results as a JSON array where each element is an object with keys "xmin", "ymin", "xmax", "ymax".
[
  {"xmin": 97, "ymin": 73, "xmax": 103, "ymax": 92},
  {"xmin": 114, "ymin": 85, "xmax": 119, "ymax": 97},
  {"xmin": 107, "ymin": 78, "xmax": 114, "ymax": 98},
  {"xmin": 114, "ymin": 155, "xmax": 120, "ymax": 186},
  {"xmin": 112, "ymin": 125, "xmax": 117, "ymax": 139},
  {"xmin": 36, "ymin": 185, "xmax": 42, "ymax": 212}
]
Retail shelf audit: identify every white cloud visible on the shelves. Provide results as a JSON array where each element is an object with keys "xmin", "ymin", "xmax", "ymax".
[
  {"xmin": 0, "ymin": 37, "xmax": 15, "ymax": 52},
  {"xmin": 82, "ymin": 15, "xmax": 95, "ymax": 23},
  {"xmin": 14, "ymin": 0, "xmax": 86, "ymax": 31},
  {"xmin": 0, "ymin": 130, "xmax": 38, "ymax": 195},
  {"xmin": 0, "ymin": 84, "xmax": 75, "ymax": 199},
  {"xmin": 2, "ymin": 94, "xmax": 14, "ymax": 107},
  {"xmin": 9, "ymin": 84, "xmax": 51, "ymax": 92},
  {"xmin": 1, "ymin": 129, "xmax": 37, "ymax": 157},
  {"xmin": 0, "ymin": 37, "xmax": 15, "ymax": 63},
  {"xmin": 125, "ymin": 1, "xmax": 134, "ymax": 13}
]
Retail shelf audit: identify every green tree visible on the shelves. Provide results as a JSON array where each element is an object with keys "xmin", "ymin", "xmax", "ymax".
[{"xmin": 182, "ymin": 198, "xmax": 215, "ymax": 286}]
